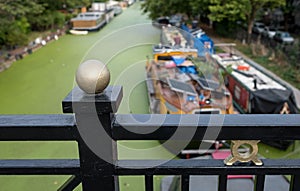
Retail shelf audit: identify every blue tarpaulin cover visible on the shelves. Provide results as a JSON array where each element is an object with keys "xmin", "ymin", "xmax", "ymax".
[{"xmin": 172, "ymin": 56, "xmax": 185, "ymax": 65}]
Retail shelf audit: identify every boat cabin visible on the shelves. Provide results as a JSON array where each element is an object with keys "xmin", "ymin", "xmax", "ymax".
[{"xmin": 71, "ymin": 12, "xmax": 106, "ymax": 30}]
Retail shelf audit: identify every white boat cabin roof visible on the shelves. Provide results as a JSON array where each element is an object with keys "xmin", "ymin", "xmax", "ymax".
[
  {"xmin": 212, "ymin": 53, "xmax": 286, "ymax": 91},
  {"xmin": 71, "ymin": 12, "xmax": 104, "ymax": 21}
]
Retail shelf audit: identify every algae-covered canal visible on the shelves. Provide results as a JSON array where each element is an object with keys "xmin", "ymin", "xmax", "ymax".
[
  {"xmin": 1, "ymin": 2, "xmax": 300, "ymax": 191},
  {"xmin": 0, "ymin": 3, "xmax": 174, "ymax": 190}
]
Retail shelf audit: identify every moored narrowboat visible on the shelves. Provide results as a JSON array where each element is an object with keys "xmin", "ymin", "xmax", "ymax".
[
  {"xmin": 71, "ymin": 12, "xmax": 106, "ymax": 31},
  {"xmin": 146, "ymin": 26, "xmax": 234, "ymax": 115},
  {"xmin": 211, "ymin": 52, "xmax": 298, "ymax": 114}
]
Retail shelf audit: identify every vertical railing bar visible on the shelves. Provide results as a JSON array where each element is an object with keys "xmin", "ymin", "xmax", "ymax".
[
  {"xmin": 254, "ymin": 175, "xmax": 265, "ymax": 191},
  {"xmin": 218, "ymin": 174, "xmax": 227, "ymax": 191},
  {"xmin": 290, "ymin": 174, "xmax": 300, "ymax": 191},
  {"xmin": 145, "ymin": 175, "xmax": 153, "ymax": 191},
  {"xmin": 181, "ymin": 175, "xmax": 190, "ymax": 191}
]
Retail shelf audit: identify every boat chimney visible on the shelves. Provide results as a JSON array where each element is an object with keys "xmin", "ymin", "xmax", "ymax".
[{"xmin": 253, "ymin": 78, "xmax": 257, "ymax": 90}]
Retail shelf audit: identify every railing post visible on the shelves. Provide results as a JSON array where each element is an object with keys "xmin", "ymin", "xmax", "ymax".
[{"xmin": 63, "ymin": 85, "xmax": 123, "ymax": 191}]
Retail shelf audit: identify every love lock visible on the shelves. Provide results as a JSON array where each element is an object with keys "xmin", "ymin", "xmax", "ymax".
[{"xmin": 224, "ymin": 140, "xmax": 263, "ymax": 166}]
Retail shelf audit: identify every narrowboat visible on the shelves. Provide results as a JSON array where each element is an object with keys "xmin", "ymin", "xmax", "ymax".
[
  {"xmin": 70, "ymin": 12, "xmax": 106, "ymax": 31},
  {"xmin": 211, "ymin": 52, "xmax": 298, "ymax": 114},
  {"xmin": 212, "ymin": 52, "xmax": 298, "ymax": 149},
  {"xmin": 146, "ymin": 27, "xmax": 235, "ymax": 115}
]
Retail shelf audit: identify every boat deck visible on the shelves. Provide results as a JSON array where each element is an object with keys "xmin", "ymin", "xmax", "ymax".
[{"xmin": 212, "ymin": 53, "xmax": 287, "ymax": 91}]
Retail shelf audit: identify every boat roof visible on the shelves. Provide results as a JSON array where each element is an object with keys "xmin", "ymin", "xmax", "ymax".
[
  {"xmin": 153, "ymin": 45, "xmax": 198, "ymax": 55},
  {"xmin": 212, "ymin": 53, "xmax": 286, "ymax": 91},
  {"xmin": 152, "ymin": 45, "xmax": 198, "ymax": 62},
  {"xmin": 71, "ymin": 12, "xmax": 104, "ymax": 21}
]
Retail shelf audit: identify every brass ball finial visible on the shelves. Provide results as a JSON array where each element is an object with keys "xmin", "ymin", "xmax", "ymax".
[{"xmin": 75, "ymin": 60, "xmax": 110, "ymax": 94}]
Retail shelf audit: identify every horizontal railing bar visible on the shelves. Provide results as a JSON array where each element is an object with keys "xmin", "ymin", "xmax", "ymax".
[
  {"xmin": 0, "ymin": 159, "xmax": 80, "ymax": 175},
  {"xmin": 113, "ymin": 114, "xmax": 300, "ymax": 140},
  {"xmin": 116, "ymin": 159, "xmax": 300, "ymax": 175},
  {"xmin": 0, "ymin": 115, "xmax": 77, "ymax": 141}
]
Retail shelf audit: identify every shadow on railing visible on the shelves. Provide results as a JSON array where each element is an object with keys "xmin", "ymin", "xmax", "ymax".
[{"xmin": 0, "ymin": 85, "xmax": 300, "ymax": 191}]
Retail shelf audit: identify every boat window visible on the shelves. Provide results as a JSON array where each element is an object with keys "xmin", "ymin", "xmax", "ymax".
[
  {"xmin": 157, "ymin": 56, "xmax": 173, "ymax": 61},
  {"xmin": 234, "ymin": 85, "xmax": 241, "ymax": 100},
  {"xmin": 193, "ymin": 109, "xmax": 221, "ymax": 114}
]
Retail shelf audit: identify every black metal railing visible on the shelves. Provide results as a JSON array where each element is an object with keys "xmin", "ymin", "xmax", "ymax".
[{"xmin": 0, "ymin": 85, "xmax": 299, "ymax": 191}]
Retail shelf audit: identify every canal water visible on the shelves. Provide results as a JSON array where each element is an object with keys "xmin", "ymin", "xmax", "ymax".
[{"xmin": 0, "ymin": 3, "xmax": 174, "ymax": 191}]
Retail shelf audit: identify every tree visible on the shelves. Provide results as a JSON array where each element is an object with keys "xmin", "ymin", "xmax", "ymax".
[
  {"xmin": 0, "ymin": 0, "xmax": 44, "ymax": 47},
  {"xmin": 0, "ymin": 0, "xmax": 44, "ymax": 20},
  {"xmin": 189, "ymin": 0, "xmax": 211, "ymax": 24},
  {"xmin": 142, "ymin": 0, "xmax": 285, "ymax": 43},
  {"xmin": 208, "ymin": 0, "xmax": 285, "ymax": 43},
  {"xmin": 141, "ymin": 0, "xmax": 200, "ymax": 21},
  {"xmin": 37, "ymin": 0, "xmax": 92, "ymax": 10},
  {"xmin": 141, "ymin": 0, "xmax": 174, "ymax": 19}
]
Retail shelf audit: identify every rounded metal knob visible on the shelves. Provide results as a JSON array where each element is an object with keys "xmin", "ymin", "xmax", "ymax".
[{"xmin": 75, "ymin": 60, "xmax": 110, "ymax": 94}]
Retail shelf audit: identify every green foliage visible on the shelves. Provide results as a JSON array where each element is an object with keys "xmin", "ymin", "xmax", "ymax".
[
  {"xmin": 0, "ymin": 17, "xmax": 31, "ymax": 47},
  {"xmin": 16, "ymin": 17, "xmax": 31, "ymax": 34},
  {"xmin": 141, "ymin": 0, "xmax": 170, "ymax": 19},
  {"xmin": 0, "ymin": 0, "xmax": 44, "ymax": 47},
  {"xmin": 141, "ymin": 0, "xmax": 201, "ymax": 20},
  {"xmin": 0, "ymin": 0, "xmax": 44, "ymax": 19},
  {"xmin": 37, "ymin": 0, "xmax": 92, "ymax": 10},
  {"xmin": 53, "ymin": 12, "xmax": 66, "ymax": 28},
  {"xmin": 209, "ymin": 0, "xmax": 285, "ymax": 23},
  {"xmin": 214, "ymin": 20, "xmax": 238, "ymax": 37},
  {"xmin": 65, "ymin": 0, "xmax": 92, "ymax": 8},
  {"xmin": 141, "ymin": 0, "xmax": 285, "ymax": 41},
  {"xmin": 6, "ymin": 20, "xmax": 30, "ymax": 46},
  {"xmin": 0, "ymin": 0, "xmax": 87, "ymax": 47},
  {"xmin": 208, "ymin": 0, "xmax": 285, "ymax": 43},
  {"xmin": 189, "ymin": 0, "xmax": 210, "ymax": 17},
  {"xmin": 93, "ymin": 0, "xmax": 108, "ymax": 2},
  {"xmin": 209, "ymin": 0, "xmax": 247, "ymax": 22},
  {"xmin": 28, "ymin": 10, "xmax": 66, "ymax": 31}
]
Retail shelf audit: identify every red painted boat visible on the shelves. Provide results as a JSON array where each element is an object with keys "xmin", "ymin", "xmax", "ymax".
[{"xmin": 211, "ymin": 53, "xmax": 298, "ymax": 114}]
